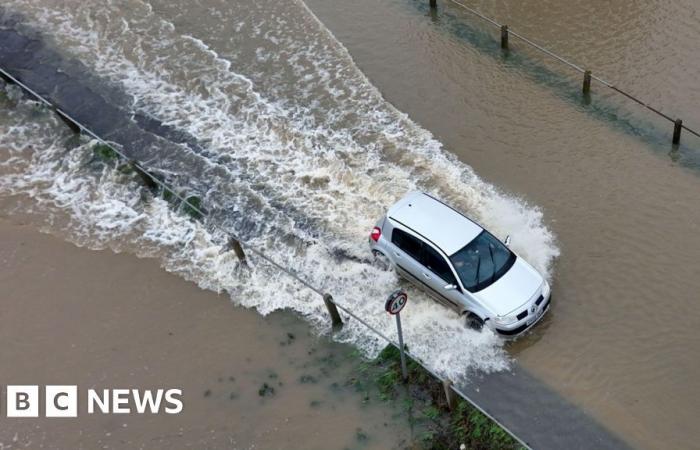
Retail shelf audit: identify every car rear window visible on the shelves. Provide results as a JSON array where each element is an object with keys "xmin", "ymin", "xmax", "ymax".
[{"xmin": 391, "ymin": 228, "xmax": 422, "ymax": 260}]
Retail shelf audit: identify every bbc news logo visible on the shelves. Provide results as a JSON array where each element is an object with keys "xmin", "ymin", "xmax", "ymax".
[{"xmin": 3, "ymin": 386, "xmax": 183, "ymax": 417}]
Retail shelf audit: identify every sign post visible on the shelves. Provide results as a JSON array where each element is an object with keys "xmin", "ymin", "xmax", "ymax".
[{"xmin": 385, "ymin": 289, "xmax": 408, "ymax": 382}]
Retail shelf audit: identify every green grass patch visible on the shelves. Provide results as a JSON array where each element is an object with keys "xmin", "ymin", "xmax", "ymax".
[
  {"xmin": 180, "ymin": 195, "xmax": 203, "ymax": 220},
  {"xmin": 92, "ymin": 143, "xmax": 119, "ymax": 162},
  {"xmin": 116, "ymin": 161, "xmax": 135, "ymax": 175},
  {"xmin": 64, "ymin": 134, "xmax": 86, "ymax": 151},
  {"xmin": 423, "ymin": 405, "xmax": 441, "ymax": 421},
  {"xmin": 160, "ymin": 187, "xmax": 176, "ymax": 203},
  {"xmin": 299, "ymin": 374, "xmax": 318, "ymax": 384},
  {"xmin": 352, "ymin": 344, "xmax": 522, "ymax": 450},
  {"xmin": 30, "ymin": 101, "xmax": 49, "ymax": 117},
  {"xmin": 258, "ymin": 382, "xmax": 275, "ymax": 397},
  {"xmin": 355, "ymin": 427, "xmax": 369, "ymax": 443}
]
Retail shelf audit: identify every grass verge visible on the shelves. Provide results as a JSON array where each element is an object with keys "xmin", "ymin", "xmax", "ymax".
[{"xmin": 351, "ymin": 345, "xmax": 524, "ymax": 450}]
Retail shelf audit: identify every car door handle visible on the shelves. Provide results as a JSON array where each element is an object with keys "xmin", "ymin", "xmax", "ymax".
[
  {"xmin": 394, "ymin": 252, "xmax": 401, "ymax": 258},
  {"xmin": 422, "ymin": 272, "xmax": 431, "ymax": 279}
]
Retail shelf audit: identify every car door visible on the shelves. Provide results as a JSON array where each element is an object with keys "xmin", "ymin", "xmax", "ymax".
[
  {"xmin": 389, "ymin": 228, "xmax": 425, "ymax": 283},
  {"xmin": 419, "ymin": 243, "xmax": 464, "ymax": 311},
  {"xmin": 390, "ymin": 228, "xmax": 461, "ymax": 311}
]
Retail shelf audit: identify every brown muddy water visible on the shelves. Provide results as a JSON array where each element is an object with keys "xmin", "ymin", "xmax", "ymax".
[
  {"xmin": 0, "ymin": 219, "xmax": 413, "ymax": 449},
  {"xmin": 0, "ymin": 0, "xmax": 698, "ymax": 448}
]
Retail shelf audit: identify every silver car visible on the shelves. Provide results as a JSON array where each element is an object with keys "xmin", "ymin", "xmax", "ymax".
[{"xmin": 369, "ymin": 191, "xmax": 551, "ymax": 336}]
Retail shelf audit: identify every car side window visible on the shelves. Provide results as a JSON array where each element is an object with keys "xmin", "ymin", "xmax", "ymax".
[
  {"xmin": 421, "ymin": 245, "xmax": 458, "ymax": 285},
  {"xmin": 391, "ymin": 228, "xmax": 423, "ymax": 261}
]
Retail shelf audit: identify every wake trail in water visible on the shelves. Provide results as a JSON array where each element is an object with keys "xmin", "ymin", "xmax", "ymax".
[{"xmin": 0, "ymin": 0, "xmax": 559, "ymax": 380}]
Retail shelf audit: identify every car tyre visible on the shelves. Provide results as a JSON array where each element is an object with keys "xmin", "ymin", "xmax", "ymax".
[
  {"xmin": 371, "ymin": 250, "xmax": 392, "ymax": 271},
  {"xmin": 465, "ymin": 313, "xmax": 484, "ymax": 331}
]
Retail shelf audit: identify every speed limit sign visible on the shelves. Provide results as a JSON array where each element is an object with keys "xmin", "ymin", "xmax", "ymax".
[{"xmin": 385, "ymin": 289, "xmax": 408, "ymax": 315}]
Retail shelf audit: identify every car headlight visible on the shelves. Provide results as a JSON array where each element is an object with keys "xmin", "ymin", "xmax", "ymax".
[
  {"xmin": 493, "ymin": 314, "xmax": 518, "ymax": 326},
  {"xmin": 542, "ymin": 280, "xmax": 551, "ymax": 298}
]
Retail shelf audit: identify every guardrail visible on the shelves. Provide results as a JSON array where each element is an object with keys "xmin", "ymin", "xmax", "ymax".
[
  {"xmin": 429, "ymin": 0, "xmax": 699, "ymax": 145},
  {"xmin": 0, "ymin": 66, "xmax": 532, "ymax": 449}
]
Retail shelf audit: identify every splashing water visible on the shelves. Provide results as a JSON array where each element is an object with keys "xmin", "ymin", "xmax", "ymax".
[{"xmin": 0, "ymin": 0, "xmax": 559, "ymax": 381}]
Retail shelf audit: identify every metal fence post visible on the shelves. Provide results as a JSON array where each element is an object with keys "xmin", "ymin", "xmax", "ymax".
[
  {"xmin": 500, "ymin": 25, "xmax": 509, "ymax": 50},
  {"xmin": 395, "ymin": 313, "xmax": 408, "ymax": 382},
  {"xmin": 673, "ymin": 119, "xmax": 683, "ymax": 145},
  {"xmin": 323, "ymin": 293, "xmax": 343, "ymax": 329}
]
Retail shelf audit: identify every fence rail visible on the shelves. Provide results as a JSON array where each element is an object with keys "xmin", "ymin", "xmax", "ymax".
[
  {"xmin": 0, "ymin": 66, "xmax": 532, "ymax": 449},
  {"xmin": 442, "ymin": 0, "xmax": 700, "ymax": 144}
]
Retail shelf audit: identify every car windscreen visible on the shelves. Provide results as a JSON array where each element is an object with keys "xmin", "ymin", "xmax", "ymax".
[{"xmin": 449, "ymin": 231, "xmax": 516, "ymax": 292}]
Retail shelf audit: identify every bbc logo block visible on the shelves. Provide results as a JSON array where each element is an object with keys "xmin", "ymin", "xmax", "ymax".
[
  {"xmin": 5, "ymin": 385, "xmax": 78, "ymax": 417},
  {"xmin": 45, "ymin": 385, "xmax": 78, "ymax": 417},
  {"xmin": 6, "ymin": 385, "xmax": 39, "ymax": 417}
]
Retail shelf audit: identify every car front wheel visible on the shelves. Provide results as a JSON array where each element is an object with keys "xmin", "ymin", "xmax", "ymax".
[{"xmin": 465, "ymin": 313, "xmax": 484, "ymax": 331}]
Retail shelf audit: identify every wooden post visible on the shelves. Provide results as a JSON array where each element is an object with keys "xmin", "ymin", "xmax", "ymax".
[
  {"xmin": 0, "ymin": 71, "xmax": 14, "ymax": 85},
  {"xmin": 582, "ymin": 70, "xmax": 592, "ymax": 95},
  {"xmin": 228, "ymin": 237, "xmax": 248, "ymax": 266},
  {"xmin": 429, "ymin": 0, "xmax": 437, "ymax": 9},
  {"xmin": 323, "ymin": 293, "xmax": 343, "ymax": 329},
  {"xmin": 673, "ymin": 119, "xmax": 683, "ymax": 145},
  {"xmin": 131, "ymin": 161, "xmax": 158, "ymax": 190},
  {"xmin": 500, "ymin": 25, "xmax": 509, "ymax": 50},
  {"xmin": 54, "ymin": 109, "xmax": 81, "ymax": 134},
  {"xmin": 442, "ymin": 379, "xmax": 458, "ymax": 411}
]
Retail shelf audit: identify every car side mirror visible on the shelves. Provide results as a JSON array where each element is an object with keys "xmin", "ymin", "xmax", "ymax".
[
  {"xmin": 504, "ymin": 235, "xmax": 512, "ymax": 247},
  {"xmin": 444, "ymin": 284, "xmax": 458, "ymax": 291}
]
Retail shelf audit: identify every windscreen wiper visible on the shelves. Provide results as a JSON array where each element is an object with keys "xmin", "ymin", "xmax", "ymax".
[
  {"xmin": 474, "ymin": 252, "xmax": 481, "ymax": 287},
  {"xmin": 488, "ymin": 244, "xmax": 496, "ymax": 283}
]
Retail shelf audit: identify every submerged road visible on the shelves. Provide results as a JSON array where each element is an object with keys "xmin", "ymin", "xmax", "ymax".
[{"xmin": 0, "ymin": 15, "xmax": 631, "ymax": 450}]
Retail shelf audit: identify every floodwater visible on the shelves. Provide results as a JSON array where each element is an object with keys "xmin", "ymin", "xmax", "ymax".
[
  {"xmin": 0, "ymin": 0, "xmax": 698, "ymax": 448},
  {"xmin": 303, "ymin": 0, "xmax": 700, "ymax": 448},
  {"xmin": 0, "ymin": 219, "xmax": 415, "ymax": 449}
]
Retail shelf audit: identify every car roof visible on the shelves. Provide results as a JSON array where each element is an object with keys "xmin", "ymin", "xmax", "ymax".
[{"xmin": 387, "ymin": 191, "xmax": 483, "ymax": 256}]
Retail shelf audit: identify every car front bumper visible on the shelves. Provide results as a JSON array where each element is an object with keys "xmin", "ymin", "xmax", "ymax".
[{"xmin": 494, "ymin": 292, "xmax": 551, "ymax": 337}]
